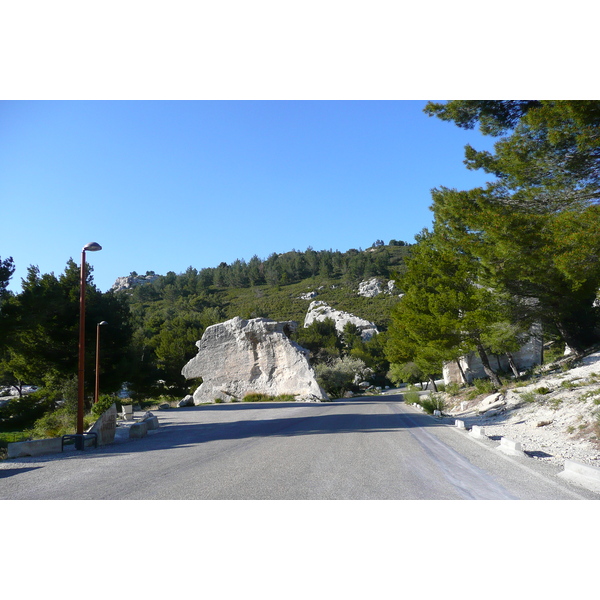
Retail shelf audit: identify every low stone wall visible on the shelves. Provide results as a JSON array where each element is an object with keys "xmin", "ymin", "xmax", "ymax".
[{"xmin": 7, "ymin": 438, "xmax": 62, "ymax": 458}]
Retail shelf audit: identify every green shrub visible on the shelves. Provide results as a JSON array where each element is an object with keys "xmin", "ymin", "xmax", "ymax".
[
  {"xmin": 521, "ymin": 391, "xmax": 537, "ymax": 403},
  {"xmin": 420, "ymin": 393, "xmax": 446, "ymax": 415},
  {"xmin": 315, "ymin": 356, "xmax": 372, "ymax": 398},
  {"xmin": 445, "ymin": 382, "xmax": 461, "ymax": 396},
  {"xmin": 242, "ymin": 393, "xmax": 271, "ymax": 402},
  {"xmin": 474, "ymin": 378, "xmax": 497, "ymax": 395},
  {"xmin": 535, "ymin": 386, "xmax": 551, "ymax": 395},
  {"xmin": 403, "ymin": 390, "xmax": 420, "ymax": 405},
  {"xmin": 29, "ymin": 407, "xmax": 92, "ymax": 439},
  {"xmin": 91, "ymin": 395, "xmax": 119, "ymax": 418}
]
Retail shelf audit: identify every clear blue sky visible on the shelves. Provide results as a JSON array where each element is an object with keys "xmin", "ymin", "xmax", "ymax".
[{"xmin": 1, "ymin": 100, "xmax": 498, "ymax": 293}]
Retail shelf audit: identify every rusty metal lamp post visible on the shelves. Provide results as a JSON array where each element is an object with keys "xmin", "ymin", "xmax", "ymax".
[
  {"xmin": 76, "ymin": 242, "xmax": 102, "ymax": 449},
  {"xmin": 94, "ymin": 321, "xmax": 108, "ymax": 404}
]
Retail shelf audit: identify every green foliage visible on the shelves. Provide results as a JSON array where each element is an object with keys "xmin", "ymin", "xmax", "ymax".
[
  {"xmin": 315, "ymin": 356, "xmax": 372, "ymax": 398},
  {"xmin": 0, "ymin": 389, "xmax": 58, "ymax": 429},
  {"xmin": 520, "ymin": 391, "xmax": 537, "ymax": 403},
  {"xmin": 242, "ymin": 393, "xmax": 296, "ymax": 402},
  {"xmin": 426, "ymin": 101, "xmax": 600, "ymax": 352},
  {"xmin": 29, "ymin": 407, "xmax": 77, "ymax": 439},
  {"xmin": 387, "ymin": 362, "xmax": 423, "ymax": 386},
  {"xmin": 445, "ymin": 382, "xmax": 462, "ymax": 396},
  {"xmin": 91, "ymin": 395, "xmax": 118, "ymax": 418},
  {"xmin": 419, "ymin": 393, "xmax": 446, "ymax": 415},
  {"xmin": 474, "ymin": 378, "xmax": 498, "ymax": 395},
  {"xmin": 402, "ymin": 390, "xmax": 420, "ymax": 405},
  {"xmin": 535, "ymin": 386, "xmax": 551, "ymax": 395}
]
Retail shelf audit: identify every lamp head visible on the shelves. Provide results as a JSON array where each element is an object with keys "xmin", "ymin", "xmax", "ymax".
[
  {"xmin": 83, "ymin": 242, "xmax": 102, "ymax": 252},
  {"xmin": 98, "ymin": 321, "xmax": 108, "ymax": 326}
]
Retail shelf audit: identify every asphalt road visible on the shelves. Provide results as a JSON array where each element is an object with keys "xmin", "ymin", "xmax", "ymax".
[{"xmin": 1, "ymin": 395, "xmax": 598, "ymax": 499}]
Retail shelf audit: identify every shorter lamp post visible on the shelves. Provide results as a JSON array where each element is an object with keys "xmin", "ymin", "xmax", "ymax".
[
  {"xmin": 94, "ymin": 321, "xmax": 108, "ymax": 404},
  {"xmin": 76, "ymin": 241, "xmax": 102, "ymax": 450}
]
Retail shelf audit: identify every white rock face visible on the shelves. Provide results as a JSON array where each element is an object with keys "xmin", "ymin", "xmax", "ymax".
[
  {"xmin": 111, "ymin": 274, "xmax": 159, "ymax": 292},
  {"xmin": 182, "ymin": 317, "xmax": 329, "ymax": 404},
  {"xmin": 358, "ymin": 278, "xmax": 383, "ymax": 298},
  {"xmin": 358, "ymin": 277, "xmax": 400, "ymax": 297},
  {"xmin": 304, "ymin": 301, "xmax": 379, "ymax": 340}
]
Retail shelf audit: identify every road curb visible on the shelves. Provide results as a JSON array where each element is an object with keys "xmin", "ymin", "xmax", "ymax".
[{"xmin": 557, "ymin": 460, "xmax": 600, "ymax": 493}]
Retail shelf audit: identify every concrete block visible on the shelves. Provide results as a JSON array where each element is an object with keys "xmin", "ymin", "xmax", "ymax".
[
  {"xmin": 433, "ymin": 410, "xmax": 442, "ymax": 417},
  {"xmin": 144, "ymin": 415, "xmax": 159, "ymax": 430},
  {"xmin": 558, "ymin": 460, "xmax": 600, "ymax": 494},
  {"xmin": 470, "ymin": 425, "xmax": 486, "ymax": 439},
  {"xmin": 129, "ymin": 421, "xmax": 148, "ymax": 439},
  {"xmin": 7, "ymin": 438, "xmax": 62, "ymax": 458},
  {"xmin": 497, "ymin": 437, "xmax": 525, "ymax": 457},
  {"xmin": 455, "ymin": 419, "xmax": 466, "ymax": 429}
]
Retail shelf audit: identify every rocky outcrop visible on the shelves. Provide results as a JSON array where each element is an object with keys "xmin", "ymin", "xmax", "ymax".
[
  {"xmin": 358, "ymin": 278, "xmax": 400, "ymax": 298},
  {"xmin": 111, "ymin": 274, "xmax": 159, "ymax": 292},
  {"xmin": 182, "ymin": 317, "xmax": 329, "ymax": 404},
  {"xmin": 304, "ymin": 301, "xmax": 379, "ymax": 340}
]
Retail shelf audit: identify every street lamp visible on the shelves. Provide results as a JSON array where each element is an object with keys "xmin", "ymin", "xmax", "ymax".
[
  {"xmin": 76, "ymin": 242, "xmax": 102, "ymax": 449},
  {"xmin": 94, "ymin": 321, "xmax": 108, "ymax": 404}
]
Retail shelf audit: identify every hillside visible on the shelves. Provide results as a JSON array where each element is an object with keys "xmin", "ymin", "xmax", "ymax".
[{"xmin": 115, "ymin": 243, "xmax": 411, "ymax": 395}]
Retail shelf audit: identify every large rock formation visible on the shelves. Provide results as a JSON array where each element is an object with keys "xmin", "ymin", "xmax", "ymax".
[
  {"xmin": 182, "ymin": 317, "xmax": 329, "ymax": 404},
  {"xmin": 111, "ymin": 274, "xmax": 159, "ymax": 292},
  {"xmin": 304, "ymin": 301, "xmax": 379, "ymax": 340}
]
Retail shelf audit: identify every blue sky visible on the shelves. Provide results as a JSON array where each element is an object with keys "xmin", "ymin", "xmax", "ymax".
[{"xmin": 1, "ymin": 100, "xmax": 498, "ymax": 292}]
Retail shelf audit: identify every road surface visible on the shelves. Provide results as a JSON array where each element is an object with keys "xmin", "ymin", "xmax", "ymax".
[{"xmin": 1, "ymin": 396, "xmax": 597, "ymax": 499}]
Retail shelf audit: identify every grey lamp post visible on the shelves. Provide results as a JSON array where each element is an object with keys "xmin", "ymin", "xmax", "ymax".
[
  {"xmin": 94, "ymin": 321, "xmax": 108, "ymax": 404},
  {"xmin": 76, "ymin": 242, "xmax": 102, "ymax": 449}
]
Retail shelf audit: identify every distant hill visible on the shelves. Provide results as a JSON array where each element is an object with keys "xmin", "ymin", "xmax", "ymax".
[{"xmin": 119, "ymin": 243, "xmax": 412, "ymax": 330}]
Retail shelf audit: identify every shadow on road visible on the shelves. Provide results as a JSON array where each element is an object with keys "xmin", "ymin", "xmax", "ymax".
[
  {"xmin": 0, "ymin": 466, "xmax": 43, "ymax": 478},
  {"xmin": 73, "ymin": 396, "xmax": 448, "ymax": 459}
]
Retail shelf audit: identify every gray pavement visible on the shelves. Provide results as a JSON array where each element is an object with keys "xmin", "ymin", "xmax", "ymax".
[{"xmin": 1, "ymin": 396, "xmax": 598, "ymax": 499}]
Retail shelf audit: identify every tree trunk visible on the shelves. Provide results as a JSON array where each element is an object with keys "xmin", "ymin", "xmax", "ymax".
[
  {"xmin": 505, "ymin": 352, "xmax": 520, "ymax": 378},
  {"xmin": 475, "ymin": 342, "xmax": 502, "ymax": 388},
  {"xmin": 428, "ymin": 375, "xmax": 438, "ymax": 392},
  {"xmin": 455, "ymin": 359, "xmax": 467, "ymax": 384}
]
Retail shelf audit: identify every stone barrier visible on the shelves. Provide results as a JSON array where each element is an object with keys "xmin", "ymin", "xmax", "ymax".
[
  {"xmin": 558, "ymin": 460, "xmax": 600, "ymax": 493},
  {"xmin": 7, "ymin": 438, "xmax": 62, "ymax": 458},
  {"xmin": 87, "ymin": 403, "xmax": 117, "ymax": 445},
  {"xmin": 455, "ymin": 419, "xmax": 466, "ymax": 429},
  {"xmin": 470, "ymin": 425, "xmax": 486, "ymax": 439},
  {"xmin": 129, "ymin": 421, "xmax": 148, "ymax": 439},
  {"xmin": 497, "ymin": 437, "xmax": 525, "ymax": 457}
]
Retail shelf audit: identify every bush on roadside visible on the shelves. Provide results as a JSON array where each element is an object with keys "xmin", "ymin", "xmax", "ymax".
[
  {"xmin": 242, "ymin": 393, "xmax": 297, "ymax": 402},
  {"xmin": 91, "ymin": 395, "xmax": 119, "ymax": 418},
  {"xmin": 419, "ymin": 393, "xmax": 446, "ymax": 415},
  {"xmin": 403, "ymin": 390, "xmax": 420, "ymax": 405},
  {"xmin": 315, "ymin": 356, "xmax": 372, "ymax": 398}
]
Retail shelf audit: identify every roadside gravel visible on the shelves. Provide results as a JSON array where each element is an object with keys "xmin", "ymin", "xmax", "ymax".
[{"xmin": 444, "ymin": 351, "xmax": 600, "ymax": 468}]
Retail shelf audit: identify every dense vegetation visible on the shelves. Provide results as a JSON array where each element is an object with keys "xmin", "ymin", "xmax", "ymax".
[{"xmin": 385, "ymin": 101, "xmax": 600, "ymax": 390}]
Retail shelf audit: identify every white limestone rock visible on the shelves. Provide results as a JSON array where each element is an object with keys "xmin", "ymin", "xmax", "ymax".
[
  {"xmin": 182, "ymin": 317, "xmax": 329, "ymax": 404},
  {"xmin": 304, "ymin": 301, "xmax": 379, "ymax": 340},
  {"xmin": 358, "ymin": 278, "xmax": 400, "ymax": 297},
  {"xmin": 358, "ymin": 278, "xmax": 384, "ymax": 298},
  {"xmin": 111, "ymin": 274, "xmax": 159, "ymax": 292}
]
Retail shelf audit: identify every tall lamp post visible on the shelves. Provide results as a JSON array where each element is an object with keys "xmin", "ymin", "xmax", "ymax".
[
  {"xmin": 76, "ymin": 242, "xmax": 102, "ymax": 449},
  {"xmin": 95, "ymin": 321, "xmax": 108, "ymax": 404}
]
